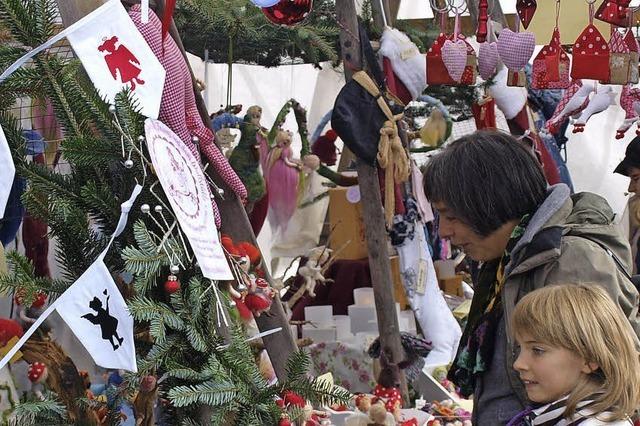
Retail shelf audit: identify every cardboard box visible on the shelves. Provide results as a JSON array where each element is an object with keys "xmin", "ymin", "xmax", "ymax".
[
  {"xmin": 439, "ymin": 275, "xmax": 464, "ymax": 297},
  {"xmin": 328, "ymin": 187, "xmax": 368, "ymax": 260}
]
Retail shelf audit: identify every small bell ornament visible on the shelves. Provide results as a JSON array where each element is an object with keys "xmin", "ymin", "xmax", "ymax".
[
  {"xmin": 262, "ymin": 0, "xmax": 312, "ymax": 26},
  {"xmin": 164, "ymin": 275, "xmax": 181, "ymax": 294}
]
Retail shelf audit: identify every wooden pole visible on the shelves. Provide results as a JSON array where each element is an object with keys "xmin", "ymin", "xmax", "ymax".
[
  {"xmin": 56, "ymin": 0, "xmax": 297, "ymax": 382},
  {"xmin": 335, "ymin": 0, "xmax": 408, "ymax": 404}
]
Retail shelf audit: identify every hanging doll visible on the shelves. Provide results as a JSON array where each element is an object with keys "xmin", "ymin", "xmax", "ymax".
[
  {"xmin": 297, "ymin": 246, "xmax": 332, "ymax": 297},
  {"xmin": 128, "ymin": 6, "xmax": 246, "ymax": 228},
  {"xmin": 266, "ymin": 130, "xmax": 302, "ymax": 232}
]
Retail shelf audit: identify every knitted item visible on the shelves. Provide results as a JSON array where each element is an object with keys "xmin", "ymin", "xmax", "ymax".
[{"xmin": 129, "ymin": 6, "xmax": 246, "ymax": 227}]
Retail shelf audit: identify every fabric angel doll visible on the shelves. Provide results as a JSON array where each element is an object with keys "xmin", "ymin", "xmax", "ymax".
[{"xmin": 265, "ymin": 130, "xmax": 302, "ymax": 232}]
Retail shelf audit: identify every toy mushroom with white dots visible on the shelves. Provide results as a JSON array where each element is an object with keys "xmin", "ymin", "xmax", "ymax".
[{"xmin": 27, "ymin": 362, "xmax": 48, "ymax": 400}]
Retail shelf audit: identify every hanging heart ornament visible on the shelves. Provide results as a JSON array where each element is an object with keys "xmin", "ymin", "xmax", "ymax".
[
  {"xmin": 516, "ymin": 0, "xmax": 537, "ymax": 29},
  {"xmin": 478, "ymin": 41, "xmax": 499, "ymax": 80},
  {"xmin": 262, "ymin": 0, "xmax": 313, "ymax": 26},
  {"xmin": 441, "ymin": 39, "xmax": 468, "ymax": 82}
]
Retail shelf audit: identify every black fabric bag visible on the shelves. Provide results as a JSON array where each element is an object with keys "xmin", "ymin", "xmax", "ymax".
[{"xmin": 331, "ymin": 22, "xmax": 404, "ymax": 166}]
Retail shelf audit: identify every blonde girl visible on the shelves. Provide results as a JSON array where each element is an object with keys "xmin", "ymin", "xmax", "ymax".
[{"xmin": 507, "ymin": 284, "xmax": 640, "ymax": 425}]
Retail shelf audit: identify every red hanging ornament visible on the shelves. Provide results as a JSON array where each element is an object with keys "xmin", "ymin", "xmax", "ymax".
[
  {"xmin": 516, "ymin": 0, "xmax": 537, "ymax": 29},
  {"xmin": 164, "ymin": 275, "xmax": 181, "ymax": 294},
  {"xmin": 278, "ymin": 413, "xmax": 293, "ymax": 426},
  {"xmin": 476, "ymin": 0, "xmax": 489, "ymax": 42},
  {"xmin": 595, "ymin": 0, "xmax": 631, "ymax": 27},
  {"xmin": 262, "ymin": 0, "xmax": 313, "ymax": 26}
]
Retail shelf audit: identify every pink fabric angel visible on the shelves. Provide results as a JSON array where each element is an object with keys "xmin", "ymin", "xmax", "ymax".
[
  {"xmin": 265, "ymin": 130, "xmax": 301, "ymax": 232},
  {"xmin": 129, "ymin": 5, "xmax": 246, "ymax": 227}
]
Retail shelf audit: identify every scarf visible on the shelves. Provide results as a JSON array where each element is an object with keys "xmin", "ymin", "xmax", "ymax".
[
  {"xmin": 507, "ymin": 394, "xmax": 615, "ymax": 426},
  {"xmin": 447, "ymin": 215, "xmax": 530, "ymax": 397}
]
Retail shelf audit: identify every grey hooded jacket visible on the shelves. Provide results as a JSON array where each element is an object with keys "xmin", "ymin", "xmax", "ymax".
[{"xmin": 473, "ymin": 184, "xmax": 640, "ymax": 425}]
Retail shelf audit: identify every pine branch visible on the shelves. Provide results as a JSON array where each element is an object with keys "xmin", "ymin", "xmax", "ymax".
[
  {"xmin": 168, "ymin": 380, "xmax": 239, "ymax": 408},
  {"xmin": 9, "ymin": 396, "xmax": 68, "ymax": 426},
  {"xmin": 128, "ymin": 296, "xmax": 186, "ymax": 331},
  {"xmin": 284, "ymin": 349, "xmax": 311, "ymax": 382}
]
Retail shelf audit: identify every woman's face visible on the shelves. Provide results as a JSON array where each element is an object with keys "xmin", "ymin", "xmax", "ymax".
[{"xmin": 628, "ymin": 167, "xmax": 640, "ymax": 194}]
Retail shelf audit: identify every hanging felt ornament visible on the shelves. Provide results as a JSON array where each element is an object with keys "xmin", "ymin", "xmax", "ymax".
[
  {"xmin": 164, "ymin": 275, "xmax": 181, "ymax": 294},
  {"xmin": 602, "ymin": 29, "xmax": 631, "ymax": 84},
  {"xmin": 624, "ymin": 29, "xmax": 639, "ymax": 83},
  {"xmin": 261, "ymin": 0, "xmax": 312, "ymax": 26},
  {"xmin": 497, "ymin": 25, "xmax": 535, "ymax": 87},
  {"xmin": 516, "ymin": 0, "xmax": 537, "ymax": 29},
  {"xmin": 472, "ymin": 97, "xmax": 497, "ymax": 129},
  {"xmin": 595, "ymin": 0, "xmax": 631, "ymax": 27},
  {"xmin": 477, "ymin": 0, "xmax": 489, "ymax": 42},
  {"xmin": 545, "ymin": 79, "xmax": 595, "ymax": 134},
  {"xmin": 426, "ymin": 12, "xmax": 477, "ymax": 86},
  {"xmin": 478, "ymin": 18, "xmax": 499, "ymax": 81},
  {"xmin": 532, "ymin": 28, "xmax": 571, "ymax": 89},
  {"xmin": 571, "ymin": 4, "xmax": 611, "ymax": 80},
  {"xmin": 572, "ymin": 85, "xmax": 616, "ymax": 132},
  {"xmin": 616, "ymin": 85, "xmax": 640, "ymax": 138},
  {"xmin": 442, "ymin": 14, "xmax": 468, "ymax": 82}
]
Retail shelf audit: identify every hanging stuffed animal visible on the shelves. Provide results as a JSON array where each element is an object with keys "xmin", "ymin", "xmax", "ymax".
[
  {"xmin": 265, "ymin": 130, "xmax": 302, "ymax": 232},
  {"xmin": 129, "ymin": 6, "xmax": 246, "ymax": 228},
  {"xmin": 572, "ymin": 86, "xmax": 616, "ymax": 133},
  {"xmin": 617, "ymin": 85, "xmax": 640, "ymax": 139},
  {"xmin": 545, "ymin": 80, "xmax": 595, "ymax": 134},
  {"xmin": 310, "ymin": 129, "xmax": 338, "ymax": 166}
]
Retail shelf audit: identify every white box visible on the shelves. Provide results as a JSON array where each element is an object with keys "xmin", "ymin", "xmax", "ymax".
[
  {"xmin": 353, "ymin": 287, "xmax": 375, "ymax": 306},
  {"xmin": 348, "ymin": 304, "xmax": 377, "ymax": 334},
  {"xmin": 305, "ymin": 305, "xmax": 334, "ymax": 327},
  {"xmin": 302, "ymin": 325, "xmax": 336, "ymax": 343}
]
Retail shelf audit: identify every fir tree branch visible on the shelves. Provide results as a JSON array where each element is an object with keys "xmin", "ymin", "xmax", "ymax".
[{"xmin": 168, "ymin": 380, "xmax": 239, "ymax": 408}]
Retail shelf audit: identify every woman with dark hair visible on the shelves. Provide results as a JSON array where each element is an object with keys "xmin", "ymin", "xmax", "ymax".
[{"xmin": 423, "ymin": 130, "xmax": 640, "ymax": 425}]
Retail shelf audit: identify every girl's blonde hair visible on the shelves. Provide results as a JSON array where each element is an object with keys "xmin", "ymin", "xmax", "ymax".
[{"xmin": 511, "ymin": 284, "xmax": 640, "ymax": 421}]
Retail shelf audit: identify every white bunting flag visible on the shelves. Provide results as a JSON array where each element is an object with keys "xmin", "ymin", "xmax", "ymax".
[
  {"xmin": 0, "ymin": 185, "xmax": 142, "ymax": 372},
  {"xmin": 0, "ymin": 124, "xmax": 15, "ymax": 218},
  {"xmin": 145, "ymin": 118, "xmax": 233, "ymax": 280},
  {"xmin": 65, "ymin": 0, "xmax": 164, "ymax": 118},
  {"xmin": 56, "ymin": 258, "xmax": 137, "ymax": 371}
]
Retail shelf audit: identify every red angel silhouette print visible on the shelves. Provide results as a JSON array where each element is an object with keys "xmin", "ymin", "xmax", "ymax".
[{"xmin": 98, "ymin": 36, "xmax": 145, "ymax": 90}]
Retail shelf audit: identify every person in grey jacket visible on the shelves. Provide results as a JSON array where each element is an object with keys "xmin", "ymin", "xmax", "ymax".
[{"xmin": 423, "ymin": 130, "xmax": 640, "ymax": 425}]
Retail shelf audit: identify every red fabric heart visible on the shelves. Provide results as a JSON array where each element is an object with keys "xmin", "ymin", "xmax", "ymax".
[{"xmin": 516, "ymin": 0, "xmax": 537, "ymax": 29}]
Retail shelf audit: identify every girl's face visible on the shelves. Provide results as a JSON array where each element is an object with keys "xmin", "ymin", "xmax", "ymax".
[{"xmin": 513, "ymin": 333, "xmax": 595, "ymax": 404}]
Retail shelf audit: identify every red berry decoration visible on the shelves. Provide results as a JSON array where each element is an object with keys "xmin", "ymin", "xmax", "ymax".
[
  {"xmin": 261, "ymin": 0, "xmax": 312, "ymax": 27},
  {"xmin": 164, "ymin": 275, "xmax": 181, "ymax": 294},
  {"xmin": 278, "ymin": 414, "xmax": 292, "ymax": 426}
]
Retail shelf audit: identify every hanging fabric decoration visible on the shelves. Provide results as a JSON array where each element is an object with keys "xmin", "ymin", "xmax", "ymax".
[
  {"xmin": 0, "ymin": 124, "xmax": 15, "ymax": 219},
  {"xmin": 426, "ymin": 12, "xmax": 477, "ymax": 86},
  {"xmin": 145, "ymin": 118, "xmax": 234, "ymax": 280},
  {"xmin": 66, "ymin": 0, "xmax": 166, "ymax": 118},
  {"xmin": 571, "ymin": 4, "xmax": 610, "ymax": 80},
  {"xmin": 532, "ymin": 3, "xmax": 570, "ymax": 89},
  {"xmin": 261, "ymin": 0, "xmax": 313, "ymax": 26},
  {"xmin": 625, "ymin": 29, "xmax": 639, "ymax": 83},
  {"xmin": 478, "ymin": 18, "xmax": 499, "ymax": 81},
  {"xmin": 476, "ymin": 0, "xmax": 489, "ymax": 42},
  {"xmin": 497, "ymin": 27, "xmax": 535, "ymax": 87},
  {"xmin": 616, "ymin": 85, "xmax": 640, "ymax": 138},
  {"xmin": 602, "ymin": 29, "xmax": 630, "ymax": 85},
  {"xmin": 595, "ymin": 0, "xmax": 631, "ymax": 27},
  {"xmin": 572, "ymin": 85, "xmax": 616, "ymax": 133},
  {"xmin": 516, "ymin": 0, "xmax": 537, "ymax": 29},
  {"xmin": 472, "ymin": 97, "xmax": 497, "ymax": 129},
  {"xmin": 0, "ymin": 186, "xmax": 143, "ymax": 373},
  {"xmin": 531, "ymin": 29, "xmax": 570, "ymax": 89},
  {"xmin": 545, "ymin": 80, "xmax": 594, "ymax": 134},
  {"xmin": 129, "ymin": 5, "xmax": 247, "ymax": 229},
  {"xmin": 442, "ymin": 13, "xmax": 468, "ymax": 82}
]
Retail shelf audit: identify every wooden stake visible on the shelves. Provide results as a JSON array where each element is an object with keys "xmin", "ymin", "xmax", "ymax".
[{"xmin": 335, "ymin": 0, "xmax": 409, "ymax": 405}]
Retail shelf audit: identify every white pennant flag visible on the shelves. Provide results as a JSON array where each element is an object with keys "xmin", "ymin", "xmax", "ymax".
[
  {"xmin": 65, "ymin": 0, "xmax": 164, "ymax": 118},
  {"xmin": 0, "ymin": 124, "xmax": 15, "ymax": 218},
  {"xmin": 0, "ymin": 185, "xmax": 142, "ymax": 372},
  {"xmin": 56, "ymin": 259, "xmax": 136, "ymax": 371}
]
